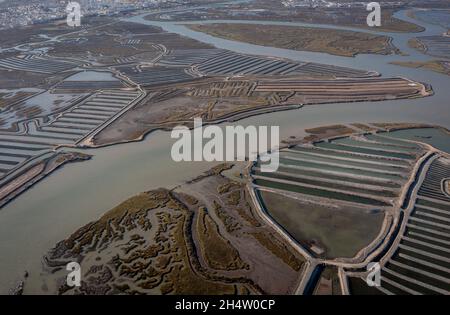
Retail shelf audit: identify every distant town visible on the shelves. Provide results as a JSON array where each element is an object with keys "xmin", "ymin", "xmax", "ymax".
[
  {"xmin": 1, "ymin": 0, "xmax": 446, "ymax": 30},
  {"xmin": 0, "ymin": 0, "xmax": 190, "ymax": 30}
]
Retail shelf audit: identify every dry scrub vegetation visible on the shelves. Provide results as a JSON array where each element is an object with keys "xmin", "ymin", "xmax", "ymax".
[{"xmin": 187, "ymin": 23, "xmax": 400, "ymax": 57}]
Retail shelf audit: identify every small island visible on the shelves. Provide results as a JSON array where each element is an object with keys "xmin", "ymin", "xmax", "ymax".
[{"xmin": 186, "ymin": 23, "xmax": 401, "ymax": 57}]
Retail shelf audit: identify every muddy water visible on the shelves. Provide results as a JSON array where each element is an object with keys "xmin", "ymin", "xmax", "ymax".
[{"xmin": 0, "ymin": 9, "xmax": 449, "ymax": 293}]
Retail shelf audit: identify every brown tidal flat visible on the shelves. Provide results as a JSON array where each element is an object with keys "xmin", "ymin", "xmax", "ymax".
[
  {"xmin": 0, "ymin": 68, "xmax": 73, "ymax": 90},
  {"xmin": 408, "ymin": 35, "xmax": 450, "ymax": 59},
  {"xmin": 93, "ymin": 77, "xmax": 430, "ymax": 146},
  {"xmin": 38, "ymin": 164, "xmax": 305, "ymax": 295},
  {"xmin": 186, "ymin": 24, "xmax": 401, "ymax": 57},
  {"xmin": 0, "ymin": 91, "xmax": 36, "ymax": 109},
  {"xmin": 391, "ymin": 60, "xmax": 450, "ymax": 76}
]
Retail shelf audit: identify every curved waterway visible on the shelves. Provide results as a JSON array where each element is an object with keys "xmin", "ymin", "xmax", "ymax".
[{"xmin": 1, "ymin": 8, "xmax": 450, "ymax": 293}]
